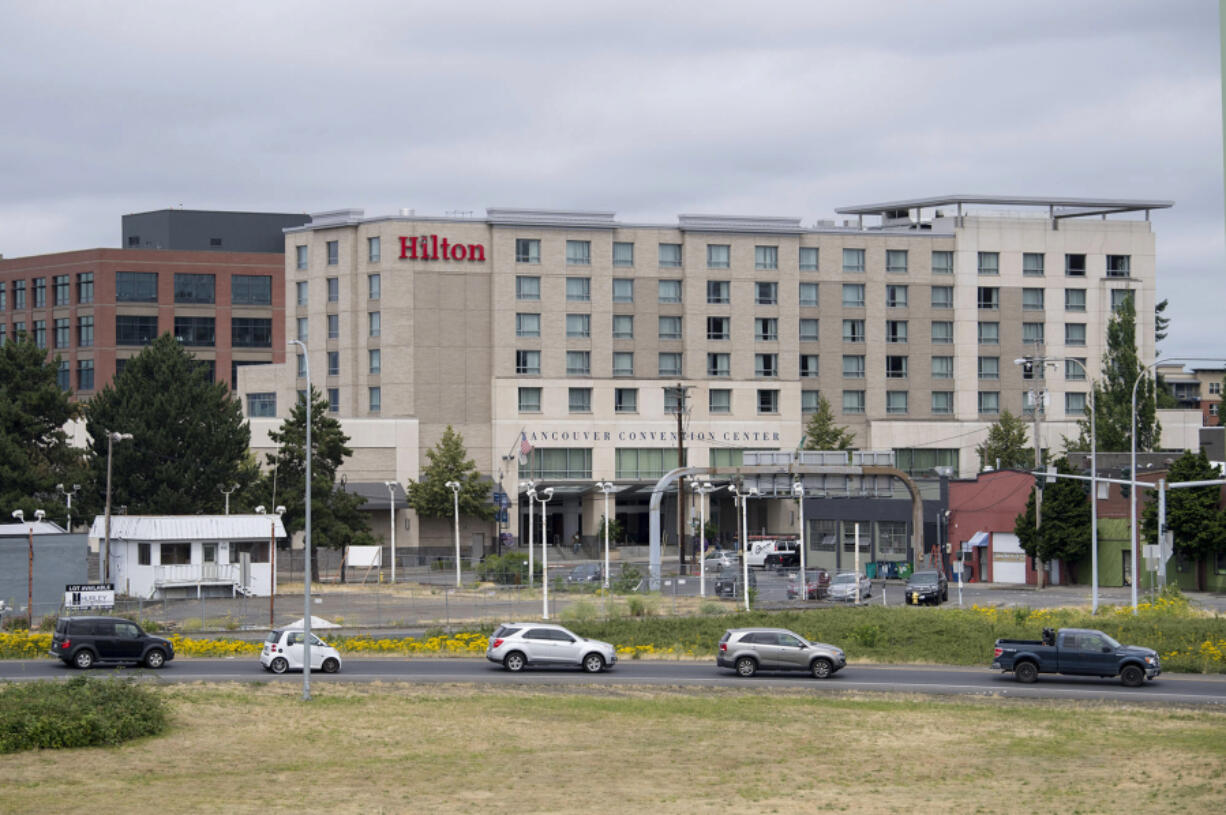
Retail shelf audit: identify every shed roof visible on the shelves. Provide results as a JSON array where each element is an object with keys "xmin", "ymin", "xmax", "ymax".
[
  {"xmin": 87, "ymin": 515, "xmax": 286, "ymax": 541},
  {"xmin": 0, "ymin": 521, "xmax": 67, "ymax": 536}
]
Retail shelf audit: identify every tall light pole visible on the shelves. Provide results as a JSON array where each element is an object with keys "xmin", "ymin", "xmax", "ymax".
[
  {"xmin": 1090, "ymin": 389, "xmax": 1099, "ymax": 614},
  {"xmin": 12, "ymin": 509, "xmax": 42, "ymax": 626},
  {"xmin": 384, "ymin": 481, "xmax": 397, "ymax": 585},
  {"xmin": 537, "ymin": 487, "xmax": 554, "ymax": 618},
  {"xmin": 219, "ymin": 483, "xmax": 238, "ymax": 515},
  {"xmin": 288, "ymin": 338, "xmax": 312, "ymax": 701},
  {"xmin": 793, "ymin": 479, "xmax": 807, "ymax": 582},
  {"xmin": 693, "ymin": 481, "xmax": 717, "ymax": 597},
  {"xmin": 103, "ymin": 431, "xmax": 133, "ymax": 584},
  {"xmin": 256, "ymin": 505, "xmax": 285, "ymax": 626},
  {"xmin": 445, "ymin": 480, "xmax": 462, "ymax": 588},
  {"xmin": 521, "ymin": 481, "xmax": 535, "ymax": 588},
  {"xmin": 56, "ymin": 483, "xmax": 80, "ymax": 532},
  {"xmin": 1014, "ymin": 350, "xmax": 1060, "ymax": 588},
  {"xmin": 595, "ymin": 481, "xmax": 615, "ymax": 591}
]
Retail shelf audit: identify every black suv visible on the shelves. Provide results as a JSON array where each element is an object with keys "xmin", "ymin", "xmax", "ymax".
[
  {"xmin": 50, "ymin": 616, "xmax": 175, "ymax": 669},
  {"xmin": 904, "ymin": 570, "xmax": 949, "ymax": 606},
  {"xmin": 713, "ymin": 565, "xmax": 757, "ymax": 598}
]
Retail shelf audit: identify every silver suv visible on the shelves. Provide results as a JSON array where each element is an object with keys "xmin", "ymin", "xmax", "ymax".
[
  {"xmin": 717, "ymin": 627, "xmax": 846, "ymax": 679},
  {"xmin": 486, "ymin": 622, "xmax": 617, "ymax": 673}
]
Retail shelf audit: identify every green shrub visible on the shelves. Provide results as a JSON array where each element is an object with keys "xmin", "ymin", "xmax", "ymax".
[
  {"xmin": 851, "ymin": 623, "xmax": 886, "ymax": 648},
  {"xmin": 626, "ymin": 596, "xmax": 659, "ymax": 618},
  {"xmin": 38, "ymin": 614, "xmax": 59, "ymax": 632},
  {"xmin": 0, "ymin": 677, "xmax": 168, "ymax": 753},
  {"xmin": 561, "ymin": 600, "xmax": 599, "ymax": 625},
  {"xmin": 611, "ymin": 563, "xmax": 643, "ymax": 594},
  {"xmin": 476, "ymin": 552, "xmax": 540, "ymax": 585},
  {"xmin": 699, "ymin": 602, "xmax": 722, "ymax": 616}
]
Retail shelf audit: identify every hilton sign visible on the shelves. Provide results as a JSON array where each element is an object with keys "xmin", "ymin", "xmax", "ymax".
[{"xmin": 399, "ymin": 235, "xmax": 486, "ymax": 262}]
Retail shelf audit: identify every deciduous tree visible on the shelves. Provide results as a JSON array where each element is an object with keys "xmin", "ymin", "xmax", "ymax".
[
  {"xmin": 1142, "ymin": 450, "xmax": 1226, "ymax": 589},
  {"xmin": 1014, "ymin": 458, "xmax": 1091, "ymax": 578},
  {"xmin": 406, "ymin": 425, "xmax": 492, "ymax": 521}
]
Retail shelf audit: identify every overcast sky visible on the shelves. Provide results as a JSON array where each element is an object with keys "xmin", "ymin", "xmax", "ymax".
[{"xmin": 1, "ymin": 1, "xmax": 1221, "ymax": 360}]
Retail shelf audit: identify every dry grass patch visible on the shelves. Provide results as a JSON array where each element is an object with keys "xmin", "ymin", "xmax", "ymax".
[{"xmin": 1, "ymin": 683, "xmax": 1223, "ymax": 814}]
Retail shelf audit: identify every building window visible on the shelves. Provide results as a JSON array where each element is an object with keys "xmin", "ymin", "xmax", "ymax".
[
  {"xmin": 978, "ymin": 321, "xmax": 999, "ymax": 345},
  {"xmin": 931, "ymin": 356, "xmax": 953, "ymax": 379},
  {"xmin": 613, "ymin": 352, "xmax": 634, "ymax": 376},
  {"xmin": 754, "ymin": 353, "xmax": 778, "ymax": 377},
  {"xmin": 1209, "ymin": 382, "xmax": 1222, "ymax": 396},
  {"xmin": 612, "ymin": 315, "xmax": 634, "ymax": 340},
  {"xmin": 530, "ymin": 448, "xmax": 592, "ymax": 480},
  {"xmin": 327, "ymin": 314, "xmax": 339, "ymax": 340},
  {"xmin": 613, "ymin": 241, "xmax": 634, "ymax": 267},
  {"xmin": 53, "ymin": 275, "xmax": 70, "ymax": 306},
  {"xmin": 926, "ymin": 321, "xmax": 952, "ymax": 346},
  {"xmin": 755, "ymin": 282, "xmax": 778, "ymax": 305},
  {"xmin": 658, "ymin": 352, "xmax": 682, "ymax": 376},
  {"xmin": 518, "ymin": 387, "xmax": 542, "ymax": 412},
  {"xmin": 327, "ymin": 388, "xmax": 339, "ymax": 412},
  {"xmin": 566, "ymin": 240, "xmax": 591, "ymax": 265},
  {"xmin": 709, "ymin": 388, "xmax": 731, "ymax": 413},
  {"xmin": 569, "ymin": 387, "xmax": 592, "ymax": 413},
  {"xmin": 886, "ymin": 250, "xmax": 908, "ymax": 274},
  {"xmin": 1023, "ymin": 322, "xmax": 1045, "ymax": 345},
  {"xmin": 516, "ymin": 276, "xmax": 540, "ymax": 300},
  {"xmin": 1106, "ymin": 255, "xmax": 1131, "ymax": 277},
  {"xmin": 799, "ymin": 282, "xmax": 819, "ymax": 307},
  {"xmin": 707, "ymin": 244, "xmax": 730, "ymax": 269},
  {"xmin": 516, "ymin": 238, "xmax": 540, "ymax": 264},
  {"xmin": 978, "ymin": 356, "xmax": 999, "ymax": 380},
  {"xmin": 978, "ymin": 252, "xmax": 999, "ymax": 275},
  {"xmin": 231, "ymin": 275, "xmax": 272, "ymax": 305},
  {"xmin": 1111, "ymin": 289, "xmax": 1132, "ymax": 312},
  {"xmin": 612, "ymin": 278, "xmax": 634, "ymax": 303},
  {"xmin": 326, "ymin": 351, "xmax": 340, "ymax": 376},
  {"xmin": 658, "ymin": 280, "xmax": 682, "ymax": 304},
  {"xmin": 658, "ymin": 243, "xmax": 682, "ymax": 267},
  {"xmin": 1065, "ymin": 288, "xmax": 1086, "ymax": 312},
  {"xmin": 13, "ymin": 280, "xmax": 25, "ymax": 310},
  {"xmin": 706, "ymin": 280, "xmax": 729, "ymax": 304},
  {"xmin": 799, "ymin": 247, "xmax": 819, "ymax": 271},
  {"xmin": 296, "ymin": 245, "xmax": 308, "ymax": 270},
  {"xmin": 978, "ymin": 391, "xmax": 1000, "ymax": 414},
  {"xmin": 115, "ymin": 315, "xmax": 157, "ymax": 346},
  {"xmin": 886, "ymin": 284, "xmax": 908, "ymax": 308},
  {"xmin": 1066, "ymin": 392, "xmax": 1087, "ymax": 415},
  {"xmin": 707, "ymin": 353, "xmax": 730, "ymax": 377},
  {"xmin": 895, "ymin": 448, "xmax": 960, "ymax": 477},
  {"xmin": 799, "ymin": 318, "xmax": 819, "ymax": 342},
  {"xmin": 931, "ymin": 285, "xmax": 953, "ymax": 309},
  {"xmin": 802, "ymin": 390, "xmax": 821, "ymax": 413},
  {"xmin": 885, "ymin": 355, "xmax": 907, "ymax": 379},
  {"xmin": 1066, "ymin": 358, "xmax": 1087, "ymax": 380},
  {"xmin": 0, "ymin": 282, "xmax": 7, "ymax": 311},
  {"xmin": 615, "ymin": 388, "xmax": 637, "ymax": 413},
  {"xmin": 843, "ymin": 319, "xmax": 865, "ymax": 343},
  {"xmin": 1065, "ymin": 323, "xmax": 1087, "ymax": 346},
  {"xmin": 31, "ymin": 320, "xmax": 46, "ymax": 349},
  {"xmin": 754, "ymin": 245, "xmax": 778, "ymax": 270},
  {"xmin": 297, "ymin": 354, "xmax": 306, "ymax": 378},
  {"xmin": 658, "ymin": 316, "xmax": 682, "ymax": 340},
  {"xmin": 843, "ymin": 390, "xmax": 865, "ymax": 414},
  {"xmin": 567, "ymin": 313, "xmax": 592, "ymax": 338},
  {"xmin": 516, "ymin": 313, "xmax": 541, "ymax": 338},
  {"xmin": 368, "ymin": 312, "xmax": 381, "ymax": 338},
  {"xmin": 76, "ymin": 272, "xmax": 93, "ymax": 304},
  {"xmin": 367, "ymin": 236, "xmax": 381, "ymax": 263},
  {"xmin": 1023, "ymin": 253, "xmax": 1045, "ymax": 276},
  {"xmin": 368, "ymin": 386, "xmax": 381, "ymax": 412},
  {"xmin": 116, "ymin": 271, "xmax": 158, "ymax": 302},
  {"xmin": 327, "ymin": 277, "xmax": 339, "ymax": 302},
  {"xmin": 842, "ymin": 283, "xmax": 865, "ymax": 307},
  {"xmin": 800, "ymin": 354, "xmax": 820, "ymax": 378},
  {"xmin": 843, "ymin": 355, "xmax": 865, "ymax": 379},
  {"xmin": 516, "ymin": 350, "xmax": 541, "ymax": 375},
  {"xmin": 326, "ymin": 241, "xmax": 339, "ymax": 265},
  {"xmin": 567, "ymin": 350, "xmax": 591, "ymax": 376},
  {"xmin": 932, "ymin": 251, "xmax": 953, "ymax": 275},
  {"xmin": 754, "ymin": 318, "xmax": 778, "ymax": 341},
  {"xmin": 757, "ymin": 389, "xmax": 779, "ymax": 414},
  {"xmin": 368, "ymin": 274, "xmax": 381, "ymax": 300},
  {"xmin": 55, "ymin": 359, "xmax": 69, "ymax": 390},
  {"xmin": 977, "ymin": 286, "xmax": 999, "ymax": 310},
  {"xmin": 53, "ymin": 318, "xmax": 69, "ymax": 348},
  {"xmin": 33, "ymin": 278, "xmax": 46, "ymax": 308},
  {"xmin": 296, "ymin": 317, "xmax": 308, "ymax": 342},
  {"xmin": 247, "ymin": 393, "xmax": 277, "ymax": 417},
  {"xmin": 296, "ymin": 281, "xmax": 309, "ymax": 306},
  {"xmin": 706, "ymin": 316, "xmax": 729, "ymax": 340},
  {"xmin": 1023, "ymin": 288, "xmax": 1045, "ymax": 311},
  {"xmin": 886, "ymin": 391, "xmax": 908, "ymax": 414},
  {"xmin": 1065, "ymin": 254, "xmax": 1086, "ymax": 276},
  {"xmin": 77, "ymin": 358, "xmax": 94, "ymax": 391},
  {"xmin": 174, "ymin": 316, "xmax": 215, "ymax": 347},
  {"xmin": 843, "ymin": 248, "xmax": 865, "ymax": 273},
  {"xmin": 615, "ymin": 448, "xmax": 680, "ymax": 480},
  {"xmin": 886, "ymin": 320, "xmax": 908, "ymax": 343},
  {"xmin": 77, "ymin": 315, "xmax": 94, "ymax": 347},
  {"xmin": 931, "ymin": 391, "xmax": 953, "ymax": 415},
  {"xmin": 367, "ymin": 348, "xmax": 381, "ymax": 374},
  {"xmin": 566, "ymin": 277, "xmax": 591, "ymax": 302}
]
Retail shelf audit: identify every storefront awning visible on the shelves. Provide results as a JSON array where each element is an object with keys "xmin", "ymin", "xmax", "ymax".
[{"xmin": 962, "ymin": 531, "xmax": 990, "ymax": 551}]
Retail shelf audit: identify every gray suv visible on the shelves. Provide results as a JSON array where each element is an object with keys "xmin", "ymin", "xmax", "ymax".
[
  {"xmin": 486, "ymin": 622, "xmax": 617, "ymax": 673},
  {"xmin": 717, "ymin": 627, "xmax": 845, "ymax": 679}
]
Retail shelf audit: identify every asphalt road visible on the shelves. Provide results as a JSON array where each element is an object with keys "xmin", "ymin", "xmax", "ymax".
[{"xmin": 5, "ymin": 657, "xmax": 1225, "ymax": 705}]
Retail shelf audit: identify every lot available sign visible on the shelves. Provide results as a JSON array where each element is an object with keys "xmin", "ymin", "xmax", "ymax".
[{"xmin": 64, "ymin": 583, "xmax": 115, "ymax": 609}]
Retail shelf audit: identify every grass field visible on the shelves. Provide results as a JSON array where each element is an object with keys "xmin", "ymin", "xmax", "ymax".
[{"xmin": 2, "ymin": 682, "xmax": 1224, "ymax": 814}]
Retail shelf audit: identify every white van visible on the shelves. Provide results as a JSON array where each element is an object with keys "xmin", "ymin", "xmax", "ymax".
[{"xmin": 744, "ymin": 538, "xmax": 800, "ymax": 569}]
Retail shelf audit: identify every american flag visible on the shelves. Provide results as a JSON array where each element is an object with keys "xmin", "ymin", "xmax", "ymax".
[{"xmin": 520, "ymin": 436, "xmax": 533, "ymax": 457}]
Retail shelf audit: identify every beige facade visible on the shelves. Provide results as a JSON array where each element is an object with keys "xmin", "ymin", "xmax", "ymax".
[{"xmin": 237, "ymin": 198, "xmax": 1165, "ymax": 552}]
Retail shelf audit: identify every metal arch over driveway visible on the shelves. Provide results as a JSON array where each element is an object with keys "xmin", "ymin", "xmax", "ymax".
[{"xmin": 646, "ymin": 453, "xmax": 924, "ymax": 587}]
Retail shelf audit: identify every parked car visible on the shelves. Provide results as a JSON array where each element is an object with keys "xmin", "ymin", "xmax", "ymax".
[
  {"xmin": 786, "ymin": 569, "xmax": 831, "ymax": 600},
  {"xmin": 485, "ymin": 622, "xmax": 617, "ymax": 673},
  {"xmin": 50, "ymin": 616, "xmax": 174, "ymax": 670},
  {"xmin": 992, "ymin": 627, "xmax": 1161, "ymax": 686},
  {"xmin": 565, "ymin": 563, "xmax": 602, "ymax": 584},
  {"xmin": 704, "ymin": 550, "xmax": 734, "ymax": 569},
  {"xmin": 744, "ymin": 537, "xmax": 800, "ymax": 568},
  {"xmin": 827, "ymin": 572, "xmax": 872, "ymax": 602},
  {"xmin": 762, "ymin": 550, "xmax": 800, "ymax": 570},
  {"xmin": 717, "ymin": 627, "xmax": 846, "ymax": 679},
  {"xmin": 713, "ymin": 564, "xmax": 757, "ymax": 598},
  {"xmin": 904, "ymin": 570, "xmax": 948, "ymax": 605},
  {"xmin": 260, "ymin": 629, "xmax": 342, "ymax": 674}
]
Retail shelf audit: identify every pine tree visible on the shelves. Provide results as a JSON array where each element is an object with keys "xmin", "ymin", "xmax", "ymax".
[
  {"xmin": 406, "ymin": 425, "xmax": 492, "ymax": 520},
  {"xmin": 1075, "ymin": 293, "xmax": 1159, "ymax": 452},
  {"xmin": 801, "ymin": 395, "xmax": 855, "ymax": 452},
  {"xmin": 1014, "ymin": 458, "xmax": 1091, "ymax": 577},
  {"xmin": 975, "ymin": 409, "xmax": 1032, "ymax": 471}
]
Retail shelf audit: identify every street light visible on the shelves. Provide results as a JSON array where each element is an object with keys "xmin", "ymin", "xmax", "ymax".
[
  {"xmin": 793, "ymin": 479, "xmax": 807, "ymax": 583},
  {"xmin": 692, "ymin": 480, "xmax": 718, "ymax": 597},
  {"xmin": 384, "ymin": 481, "xmax": 397, "ymax": 585},
  {"xmin": 595, "ymin": 481, "xmax": 616, "ymax": 591},
  {"xmin": 445, "ymin": 481, "xmax": 462, "ymax": 589},
  {"xmin": 256, "ymin": 505, "xmax": 285, "ymax": 626},
  {"xmin": 103, "ymin": 431, "xmax": 133, "ymax": 584},
  {"xmin": 521, "ymin": 480, "xmax": 536, "ymax": 588},
  {"xmin": 728, "ymin": 483, "xmax": 757, "ymax": 611},
  {"xmin": 56, "ymin": 483, "xmax": 80, "ymax": 532},
  {"xmin": 12, "ymin": 509, "xmax": 42, "ymax": 626},
  {"xmin": 536, "ymin": 487, "xmax": 554, "ymax": 618},
  {"xmin": 288, "ymin": 338, "xmax": 312, "ymax": 701},
  {"xmin": 219, "ymin": 483, "xmax": 239, "ymax": 515}
]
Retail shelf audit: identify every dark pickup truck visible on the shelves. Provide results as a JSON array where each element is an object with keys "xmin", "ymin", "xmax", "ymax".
[{"xmin": 992, "ymin": 627, "xmax": 1161, "ymax": 687}]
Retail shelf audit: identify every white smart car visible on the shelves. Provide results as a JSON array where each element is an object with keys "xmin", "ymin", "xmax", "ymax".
[{"xmin": 260, "ymin": 629, "xmax": 342, "ymax": 674}]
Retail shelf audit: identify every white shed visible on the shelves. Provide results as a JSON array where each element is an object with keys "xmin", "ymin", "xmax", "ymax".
[{"xmin": 88, "ymin": 515, "xmax": 286, "ymax": 599}]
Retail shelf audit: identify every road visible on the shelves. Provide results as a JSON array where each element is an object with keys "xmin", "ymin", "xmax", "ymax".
[{"xmin": 5, "ymin": 657, "xmax": 1225, "ymax": 705}]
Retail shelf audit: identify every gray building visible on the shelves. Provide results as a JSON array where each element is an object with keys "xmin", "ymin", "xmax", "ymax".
[
  {"xmin": 0, "ymin": 523, "xmax": 88, "ymax": 622},
  {"xmin": 122, "ymin": 209, "xmax": 310, "ymax": 253}
]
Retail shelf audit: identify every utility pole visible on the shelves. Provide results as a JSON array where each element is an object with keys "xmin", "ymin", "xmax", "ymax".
[
  {"xmin": 1017, "ymin": 345, "xmax": 1060, "ymax": 590},
  {"xmin": 669, "ymin": 383, "xmax": 692, "ymax": 575}
]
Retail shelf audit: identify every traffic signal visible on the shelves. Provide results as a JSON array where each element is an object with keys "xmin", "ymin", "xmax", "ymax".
[{"xmin": 1119, "ymin": 467, "xmax": 1131, "ymax": 499}]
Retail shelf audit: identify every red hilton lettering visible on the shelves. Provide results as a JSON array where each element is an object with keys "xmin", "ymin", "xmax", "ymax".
[{"xmin": 399, "ymin": 236, "xmax": 418, "ymax": 259}]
